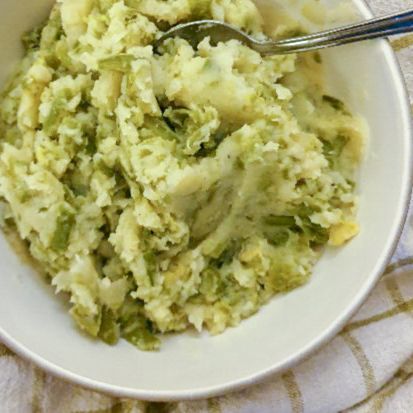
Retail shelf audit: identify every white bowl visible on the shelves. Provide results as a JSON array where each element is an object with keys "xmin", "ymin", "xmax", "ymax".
[{"xmin": 0, "ymin": 0, "xmax": 411, "ymax": 402}]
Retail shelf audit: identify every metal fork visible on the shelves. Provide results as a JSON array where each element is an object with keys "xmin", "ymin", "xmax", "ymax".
[{"xmin": 155, "ymin": 8, "xmax": 413, "ymax": 55}]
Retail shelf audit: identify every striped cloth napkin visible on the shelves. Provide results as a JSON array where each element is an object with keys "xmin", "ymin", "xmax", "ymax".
[{"xmin": 2, "ymin": 0, "xmax": 413, "ymax": 411}]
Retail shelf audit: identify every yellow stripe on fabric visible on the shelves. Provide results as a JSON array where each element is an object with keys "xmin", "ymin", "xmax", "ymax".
[
  {"xmin": 118, "ymin": 400, "xmax": 135, "ymax": 413},
  {"xmin": 31, "ymin": 368, "xmax": 45, "ymax": 413},
  {"xmin": 73, "ymin": 398, "xmax": 150, "ymax": 413},
  {"xmin": 110, "ymin": 401, "xmax": 126, "ymax": 413},
  {"xmin": 74, "ymin": 408, "xmax": 118, "ymax": 413},
  {"xmin": 347, "ymin": 369, "xmax": 412, "ymax": 412},
  {"xmin": 369, "ymin": 278, "xmax": 413, "ymax": 411},
  {"xmin": 342, "ymin": 298, "xmax": 413, "ymax": 333},
  {"xmin": 341, "ymin": 332, "xmax": 376, "ymax": 396},
  {"xmin": 73, "ymin": 401, "xmax": 127, "ymax": 413},
  {"xmin": 385, "ymin": 277, "xmax": 412, "ymax": 316},
  {"xmin": 372, "ymin": 369, "xmax": 412, "ymax": 412},
  {"xmin": 146, "ymin": 402, "xmax": 177, "ymax": 413},
  {"xmin": 384, "ymin": 257, "xmax": 413, "ymax": 276},
  {"xmin": 0, "ymin": 343, "xmax": 14, "ymax": 357},
  {"xmin": 281, "ymin": 370, "xmax": 304, "ymax": 413},
  {"xmin": 391, "ymin": 34, "xmax": 413, "ymax": 52},
  {"xmin": 207, "ymin": 398, "xmax": 222, "ymax": 413}
]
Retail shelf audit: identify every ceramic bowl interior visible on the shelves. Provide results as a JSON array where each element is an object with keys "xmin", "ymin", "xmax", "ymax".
[{"xmin": 0, "ymin": 0, "xmax": 411, "ymax": 402}]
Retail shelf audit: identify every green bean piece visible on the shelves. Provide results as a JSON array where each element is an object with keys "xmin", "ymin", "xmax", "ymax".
[
  {"xmin": 121, "ymin": 314, "xmax": 160, "ymax": 351},
  {"xmin": 98, "ymin": 307, "xmax": 120, "ymax": 345},
  {"xmin": 51, "ymin": 209, "xmax": 75, "ymax": 251}
]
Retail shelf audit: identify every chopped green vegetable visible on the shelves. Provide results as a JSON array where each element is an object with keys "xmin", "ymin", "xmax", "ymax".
[
  {"xmin": 199, "ymin": 268, "xmax": 225, "ymax": 302},
  {"xmin": 163, "ymin": 107, "xmax": 188, "ymax": 130},
  {"xmin": 51, "ymin": 208, "xmax": 75, "ymax": 251},
  {"xmin": 70, "ymin": 305, "xmax": 102, "ymax": 337},
  {"xmin": 144, "ymin": 251, "xmax": 157, "ymax": 285},
  {"xmin": 292, "ymin": 205, "xmax": 317, "ymax": 217},
  {"xmin": 85, "ymin": 133, "xmax": 97, "ymax": 156},
  {"xmin": 98, "ymin": 307, "xmax": 120, "ymax": 345},
  {"xmin": 263, "ymin": 215, "xmax": 296, "ymax": 227},
  {"xmin": 98, "ymin": 54, "xmax": 134, "ymax": 73},
  {"xmin": 264, "ymin": 227, "xmax": 290, "ymax": 247},
  {"xmin": 262, "ymin": 216, "xmax": 295, "ymax": 247},
  {"xmin": 301, "ymin": 218, "xmax": 329, "ymax": 246},
  {"xmin": 322, "ymin": 95, "xmax": 347, "ymax": 112},
  {"xmin": 42, "ymin": 97, "xmax": 66, "ymax": 134},
  {"xmin": 263, "ymin": 212, "xmax": 329, "ymax": 247},
  {"xmin": 121, "ymin": 314, "xmax": 160, "ymax": 351},
  {"xmin": 313, "ymin": 52, "xmax": 322, "ymax": 64},
  {"xmin": 322, "ymin": 135, "xmax": 349, "ymax": 166},
  {"xmin": 142, "ymin": 117, "xmax": 179, "ymax": 142},
  {"xmin": 189, "ymin": 0, "xmax": 212, "ymax": 19},
  {"xmin": 210, "ymin": 240, "xmax": 240, "ymax": 268},
  {"xmin": 40, "ymin": 7, "xmax": 63, "ymax": 50},
  {"xmin": 21, "ymin": 24, "xmax": 44, "ymax": 52},
  {"xmin": 268, "ymin": 262, "xmax": 308, "ymax": 294}
]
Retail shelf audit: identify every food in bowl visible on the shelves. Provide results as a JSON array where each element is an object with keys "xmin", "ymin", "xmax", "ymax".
[{"xmin": 0, "ymin": 0, "xmax": 364, "ymax": 351}]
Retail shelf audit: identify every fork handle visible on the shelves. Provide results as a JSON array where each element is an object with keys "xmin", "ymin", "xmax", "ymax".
[{"xmin": 260, "ymin": 9, "xmax": 413, "ymax": 54}]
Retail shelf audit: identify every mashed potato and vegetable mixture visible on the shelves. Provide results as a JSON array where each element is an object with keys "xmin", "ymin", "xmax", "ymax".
[{"xmin": 0, "ymin": 0, "xmax": 363, "ymax": 350}]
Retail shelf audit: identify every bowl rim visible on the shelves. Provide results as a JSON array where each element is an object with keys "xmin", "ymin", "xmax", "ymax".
[{"xmin": 1, "ymin": 0, "xmax": 412, "ymax": 402}]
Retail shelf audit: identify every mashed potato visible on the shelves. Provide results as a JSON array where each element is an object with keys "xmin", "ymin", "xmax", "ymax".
[{"xmin": 0, "ymin": 0, "xmax": 363, "ymax": 350}]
